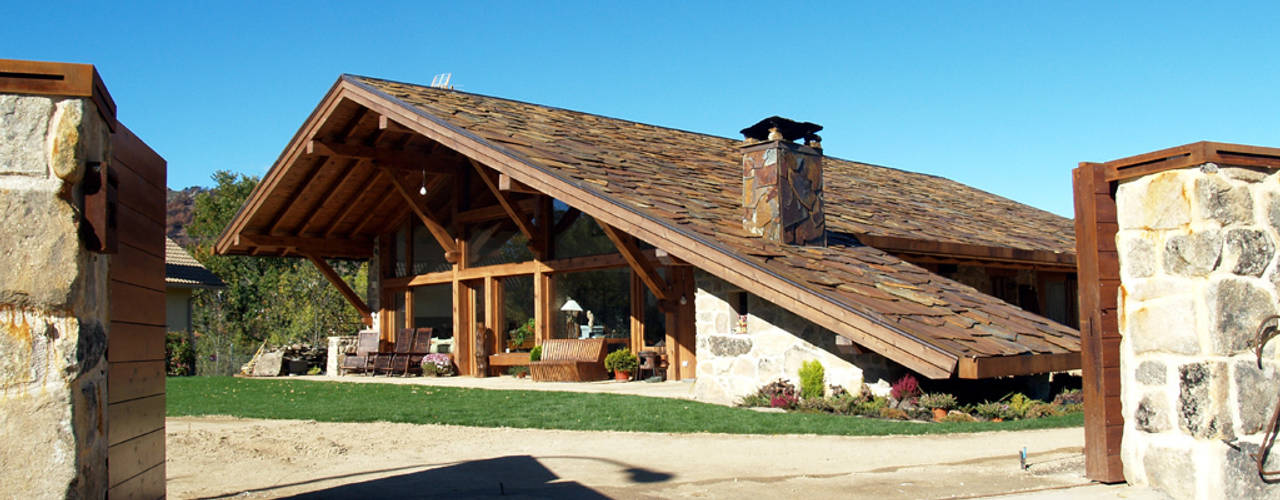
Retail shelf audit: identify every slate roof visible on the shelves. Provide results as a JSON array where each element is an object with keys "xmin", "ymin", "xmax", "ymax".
[
  {"xmin": 349, "ymin": 76, "xmax": 1080, "ymax": 366},
  {"xmin": 165, "ymin": 238, "xmax": 225, "ymax": 289}
]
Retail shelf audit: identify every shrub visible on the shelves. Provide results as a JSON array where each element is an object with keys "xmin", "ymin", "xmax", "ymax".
[
  {"xmin": 1025, "ymin": 402, "xmax": 1061, "ymax": 419},
  {"xmin": 530, "ymin": 345, "xmax": 543, "ymax": 362},
  {"xmin": 737, "ymin": 394, "xmax": 770, "ymax": 408},
  {"xmin": 829, "ymin": 393, "xmax": 859, "ymax": 415},
  {"xmin": 604, "ymin": 348, "xmax": 639, "ymax": 372},
  {"xmin": 507, "ymin": 366, "xmax": 530, "ymax": 377},
  {"xmin": 796, "ymin": 397, "xmax": 834, "ymax": 413},
  {"xmin": 918, "ymin": 393, "xmax": 958, "ymax": 411},
  {"xmin": 421, "ymin": 353, "xmax": 455, "ymax": 376},
  {"xmin": 165, "ymin": 332, "xmax": 195, "ymax": 376},
  {"xmin": 829, "ymin": 385, "xmax": 849, "ymax": 398},
  {"xmin": 306, "ymin": 366, "xmax": 322, "ymax": 376},
  {"xmin": 770, "ymin": 393, "xmax": 798, "ymax": 409},
  {"xmin": 972, "ymin": 402, "xmax": 1010, "ymax": 420},
  {"xmin": 1007, "ymin": 393, "xmax": 1035, "ymax": 419},
  {"xmin": 1053, "ymin": 388, "xmax": 1083, "ymax": 406},
  {"xmin": 853, "ymin": 396, "xmax": 889, "ymax": 417},
  {"xmin": 799, "ymin": 360, "xmax": 825, "ymax": 399},
  {"xmin": 890, "ymin": 374, "xmax": 921, "ymax": 405},
  {"xmin": 749, "ymin": 379, "xmax": 799, "ymax": 409}
]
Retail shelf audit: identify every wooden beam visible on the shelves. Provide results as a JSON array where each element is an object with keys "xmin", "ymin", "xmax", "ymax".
[
  {"xmin": 596, "ymin": 217, "xmax": 669, "ymax": 301},
  {"xmin": 957, "ymin": 352, "xmax": 1080, "ymax": 379},
  {"xmin": 455, "ymin": 198, "xmax": 539, "ymax": 225},
  {"xmin": 378, "ymin": 114, "xmax": 411, "ymax": 133},
  {"xmin": 470, "ymin": 159, "xmax": 537, "ymax": 243},
  {"xmin": 305, "ymin": 254, "xmax": 373, "ymax": 326},
  {"xmin": 382, "ymin": 166, "xmax": 460, "ymax": 262},
  {"xmin": 307, "ymin": 140, "xmax": 452, "ymax": 174},
  {"xmin": 239, "ymin": 233, "xmax": 371, "ymax": 259},
  {"xmin": 347, "ymin": 184, "xmax": 402, "ymax": 238},
  {"xmin": 499, "ymin": 173, "xmax": 539, "ymax": 194}
]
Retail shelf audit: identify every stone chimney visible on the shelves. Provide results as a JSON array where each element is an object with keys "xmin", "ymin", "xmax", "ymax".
[{"xmin": 740, "ymin": 116, "xmax": 826, "ymax": 246}]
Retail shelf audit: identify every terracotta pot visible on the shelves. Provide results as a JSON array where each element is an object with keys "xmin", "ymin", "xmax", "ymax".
[
  {"xmin": 614, "ymin": 370, "xmax": 631, "ymax": 381},
  {"xmin": 992, "ymin": 417, "xmax": 1003, "ymax": 423},
  {"xmin": 932, "ymin": 408, "xmax": 947, "ymax": 422}
]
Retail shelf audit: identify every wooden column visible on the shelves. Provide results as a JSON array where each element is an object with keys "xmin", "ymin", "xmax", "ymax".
[
  {"xmin": 534, "ymin": 269, "xmax": 552, "ymax": 341},
  {"xmin": 630, "ymin": 271, "xmax": 644, "ymax": 352},
  {"xmin": 1073, "ymin": 161, "xmax": 1124, "ymax": 484}
]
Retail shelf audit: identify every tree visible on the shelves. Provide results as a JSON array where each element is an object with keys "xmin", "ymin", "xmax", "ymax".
[{"xmin": 186, "ymin": 171, "xmax": 367, "ymax": 372}]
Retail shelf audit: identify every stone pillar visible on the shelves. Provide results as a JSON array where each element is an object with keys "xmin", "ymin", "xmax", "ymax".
[
  {"xmin": 0, "ymin": 93, "xmax": 113, "ymax": 495},
  {"xmin": 1116, "ymin": 163, "xmax": 1280, "ymax": 498},
  {"xmin": 740, "ymin": 140, "xmax": 826, "ymax": 246}
]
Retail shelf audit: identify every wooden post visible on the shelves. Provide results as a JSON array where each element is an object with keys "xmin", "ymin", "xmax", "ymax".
[
  {"xmin": 1073, "ymin": 162, "xmax": 1125, "ymax": 483},
  {"xmin": 630, "ymin": 271, "xmax": 644, "ymax": 352}
]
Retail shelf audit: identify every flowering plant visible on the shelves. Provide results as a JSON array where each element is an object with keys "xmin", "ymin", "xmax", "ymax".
[{"xmin": 421, "ymin": 354, "xmax": 454, "ymax": 376}]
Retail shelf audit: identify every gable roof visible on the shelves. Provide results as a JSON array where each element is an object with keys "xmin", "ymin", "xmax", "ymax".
[
  {"xmin": 216, "ymin": 75, "xmax": 1080, "ymax": 378},
  {"xmin": 166, "ymin": 237, "xmax": 225, "ymax": 289}
]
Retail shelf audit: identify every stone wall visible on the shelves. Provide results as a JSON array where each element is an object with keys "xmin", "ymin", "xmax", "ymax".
[
  {"xmin": 0, "ymin": 94, "xmax": 112, "ymax": 497},
  {"xmin": 1116, "ymin": 163, "xmax": 1280, "ymax": 498},
  {"xmin": 693, "ymin": 272, "xmax": 900, "ymax": 404}
]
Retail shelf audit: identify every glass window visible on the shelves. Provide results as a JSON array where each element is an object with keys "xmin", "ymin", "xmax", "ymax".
[
  {"xmin": 500, "ymin": 275, "xmax": 535, "ymax": 351},
  {"xmin": 392, "ymin": 290, "xmax": 406, "ymax": 330},
  {"xmin": 469, "ymin": 220, "xmax": 534, "ymax": 267},
  {"xmin": 552, "ymin": 200, "xmax": 617, "ymax": 259},
  {"xmin": 412, "ymin": 284, "xmax": 453, "ymax": 339},
  {"xmin": 553, "ymin": 268, "xmax": 630, "ymax": 340},
  {"xmin": 392, "ymin": 226, "xmax": 408, "ymax": 278},
  {"xmin": 642, "ymin": 270, "xmax": 670, "ymax": 346},
  {"xmin": 412, "ymin": 222, "xmax": 451, "ymax": 274}
]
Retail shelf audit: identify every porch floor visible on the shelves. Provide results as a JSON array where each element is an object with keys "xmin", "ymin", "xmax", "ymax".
[{"xmin": 295, "ymin": 374, "xmax": 699, "ymax": 400}]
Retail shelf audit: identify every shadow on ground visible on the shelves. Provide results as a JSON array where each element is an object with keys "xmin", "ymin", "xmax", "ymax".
[{"xmin": 269, "ymin": 455, "xmax": 672, "ymax": 499}]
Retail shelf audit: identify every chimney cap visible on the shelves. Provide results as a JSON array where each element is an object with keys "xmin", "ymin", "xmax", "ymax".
[{"xmin": 740, "ymin": 116, "xmax": 822, "ymax": 143}]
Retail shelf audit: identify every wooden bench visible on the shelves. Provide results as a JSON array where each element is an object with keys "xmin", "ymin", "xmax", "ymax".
[
  {"xmin": 339, "ymin": 330, "xmax": 385, "ymax": 375},
  {"xmin": 530, "ymin": 338, "xmax": 607, "ymax": 382}
]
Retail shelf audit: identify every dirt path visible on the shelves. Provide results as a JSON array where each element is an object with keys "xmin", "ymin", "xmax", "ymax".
[{"xmin": 164, "ymin": 416, "xmax": 1153, "ymax": 499}]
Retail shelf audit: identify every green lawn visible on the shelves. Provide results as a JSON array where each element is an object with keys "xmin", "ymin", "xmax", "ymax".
[{"xmin": 167, "ymin": 376, "xmax": 1082, "ymax": 436}]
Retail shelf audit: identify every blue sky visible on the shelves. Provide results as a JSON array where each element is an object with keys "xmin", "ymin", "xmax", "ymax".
[{"xmin": 9, "ymin": 2, "xmax": 1278, "ymax": 217}]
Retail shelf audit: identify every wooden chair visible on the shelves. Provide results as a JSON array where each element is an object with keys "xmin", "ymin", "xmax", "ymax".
[
  {"xmin": 339, "ymin": 330, "xmax": 383, "ymax": 375},
  {"xmin": 397, "ymin": 328, "xmax": 434, "ymax": 375},
  {"xmin": 530, "ymin": 338, "xmax": 608, "ymax": 382}
]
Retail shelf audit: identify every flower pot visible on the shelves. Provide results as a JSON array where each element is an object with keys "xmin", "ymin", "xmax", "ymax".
[
  {"xmin": 992, "ymin": 417, "xmax": 1003, "ymax": 423},
  {"xmin": 614, "ymin": 370, "xmax": 631, "ymax": 381},
  {"xmin": 932, "ymin": 408, "xmax": 947, "ymax": 422}
]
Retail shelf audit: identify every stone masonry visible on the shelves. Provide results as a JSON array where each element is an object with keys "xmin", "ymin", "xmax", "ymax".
[
  {"xmin": 1116, "ymin": 163, "xmax": 1280, "ymax": 498},
  {"xmin": 693, "ymin": 272, "xmax": 899, "ymax": 404},
  {"xmin": 0, "ymin": 93, "xmax": 113, "ymax": 497},
  {"xmin": 740, "ymin": 140, "xmax": 826, "ymax": 247}
]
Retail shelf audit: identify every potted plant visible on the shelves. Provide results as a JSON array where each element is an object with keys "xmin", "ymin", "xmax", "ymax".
[
  {"xmin": 507, "ymin": 318, "xmax": 535, "ymax": 352},
  {"xmin": 919, "ymin": 393, "xmax": 958, "ymax": 422},
  {"xmin": 604, "ymin": 348, "xmax": 638, "ymax": 381},
  {"xmin": 420, "ymin": 354, "xmax": 455, "ymax": 377}
]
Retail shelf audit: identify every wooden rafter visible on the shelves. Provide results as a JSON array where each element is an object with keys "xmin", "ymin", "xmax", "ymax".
[
  {"xmin": 307, "ymin": 140, "xmax": 452, "ymax": 174},
  {"xmin": 265, "ymin": 158, "xmax": 326, "ymax": 235},
  {"xmin": 595, "ymin": 218, "xmax": 669, "ymax": 301},
  {"xmin": 324, "ymin": 168, "xmax": 384, "ymax": 238},
  {"xmin": 305, "ymin": 253, "xmax": 373, "ymax": 326},
  {"xmin": 382, "ymin": 166, "xmax": 460, "ymax": 262},
  {"xmin": 455, "ymin": 198, "xmax": 539, "ymax": 225},
  {"xmin": 379, "ymin": 114, "xmax": 411, "ymax": 133},
  {"xmin": 239, "ymin": 233, "xmax": 371, "ymax": 259},
  {"xmin": 296, "ymin": 159, "xmax": 360, "ymax": 235},
  {"xmin": 470, "ymin": 159, "xmax": 538, "ymax": 244},
  {"xmin": 348, "ymin": 184, "xmax": 402, "ymax": 238}
]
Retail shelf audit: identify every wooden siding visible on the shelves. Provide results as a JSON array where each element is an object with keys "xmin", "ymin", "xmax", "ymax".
[
  {"xmin": 107, "ymin": 124, "xmax": 167, "ymax": 499},
  {"xmin": 1072, "ymin": 162, "xmax": 1124, "ymax": 484}
]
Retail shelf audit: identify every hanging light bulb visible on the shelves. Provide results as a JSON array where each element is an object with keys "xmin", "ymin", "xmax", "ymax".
[{"xmin": 418, "ymin": 169, "xmax": 427, "ymax": 196}]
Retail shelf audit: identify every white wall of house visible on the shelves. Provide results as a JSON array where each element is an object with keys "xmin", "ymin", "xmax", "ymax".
[{"xmin": 692, "ymin": 271, "xmax": 902, "ymax": 404}]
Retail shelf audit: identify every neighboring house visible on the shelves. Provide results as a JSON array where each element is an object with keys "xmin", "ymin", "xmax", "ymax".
[
  {"xmin": 215, "ymin": 75, "xmax": 1080, "ymax": 403},
  {"xmin": 165, "ymin": 237, "xmax": 225, "ymax": 334}
]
